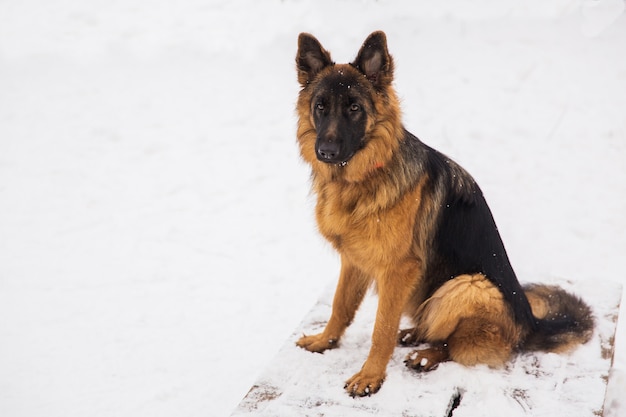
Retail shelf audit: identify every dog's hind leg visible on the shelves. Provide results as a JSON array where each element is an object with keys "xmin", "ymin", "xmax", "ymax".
[
  {"xmin": 446, "ymin": 317, "xmax": 515, "ymax": 367},
  {"xmin": 405, "ymin": 274, "xmax": 521, "ymax": 371},
  {"xmin": 405, "ymin": 317, "xmax": 516, "ymax": 372}
]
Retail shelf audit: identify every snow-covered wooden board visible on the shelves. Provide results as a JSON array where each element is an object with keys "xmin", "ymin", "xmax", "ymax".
[{"xmin": 231, "ymin": 278, "xmax": 621, "ymax": 417}]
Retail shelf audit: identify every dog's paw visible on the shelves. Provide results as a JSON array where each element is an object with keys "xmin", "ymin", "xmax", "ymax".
[
  {"xmin": 344, "ymin": 370, "xmax": 385, "ymax": 397},
  {"xmin": 404, "ymin": 347, "xmax": 448, "ymax": 372},
  {"xmin": 398, "ymin": 328, "xmax": 421, "ymax": 346},
  {"xmin": 296, "ymin": 333, "xmax": 337, "ymax": 353}
]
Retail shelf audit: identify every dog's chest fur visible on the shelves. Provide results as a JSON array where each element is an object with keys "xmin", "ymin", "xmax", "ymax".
[{"xmin": 314, "ymin": 176, "xmax": 428, "ymax": 275}]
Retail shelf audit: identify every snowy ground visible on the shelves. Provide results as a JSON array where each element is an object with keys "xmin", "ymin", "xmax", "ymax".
[
  {"xmin": 231, "ymin": 278, "xmax": 621, "ymax": 416},
  {"xmin": 0, "ymin": 1, "xmax": 624, "ymax": 416}
]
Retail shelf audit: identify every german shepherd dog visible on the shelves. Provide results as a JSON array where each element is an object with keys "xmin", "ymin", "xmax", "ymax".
[{"xmin": 295, "ymin": 31, "xmax": 593, "ymax": 397}]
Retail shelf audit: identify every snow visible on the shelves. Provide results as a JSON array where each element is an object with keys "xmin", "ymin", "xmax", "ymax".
[{"xmin": 0, "ymin": 1, "xmax": 624, "ymax": 416}]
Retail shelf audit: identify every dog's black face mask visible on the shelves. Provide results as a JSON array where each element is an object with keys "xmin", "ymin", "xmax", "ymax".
[{"xmin": 311, "ymin": 72, "xmax": 369, "ymax": 166}]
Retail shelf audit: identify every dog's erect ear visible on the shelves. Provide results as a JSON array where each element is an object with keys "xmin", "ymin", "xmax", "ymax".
[
  {"xmin": 296, "ymin": 33, "xmax": 333, "ymax": 87},
  {"xmin": 352, "ymin": 31, "xmax": 394, "ymax": 89}
]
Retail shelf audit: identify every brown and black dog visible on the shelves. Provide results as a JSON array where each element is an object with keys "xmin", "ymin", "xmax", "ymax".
[{"xmin": 295, "ymin": 31, "xmax": 593, "ymax": 397}]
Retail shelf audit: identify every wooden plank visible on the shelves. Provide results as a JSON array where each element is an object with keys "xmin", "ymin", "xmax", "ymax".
[{"xmin": 231, "ymin": 278, "xmax": 621, "ymax": 416}]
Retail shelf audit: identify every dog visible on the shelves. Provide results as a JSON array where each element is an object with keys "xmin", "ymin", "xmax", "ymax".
[{"xmin": 294, "ymin": 31, "xmax": 593, "ymax": 397}]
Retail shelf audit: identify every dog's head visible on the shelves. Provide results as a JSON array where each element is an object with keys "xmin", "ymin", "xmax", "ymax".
[{"xmin": 296, "ymin": 31, "xmax": 395, "ymax": 166}]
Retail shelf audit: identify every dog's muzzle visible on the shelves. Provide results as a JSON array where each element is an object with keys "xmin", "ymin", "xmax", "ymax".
[{"xmin": 316, "ymin": 141, "xmax": 341, "ymax": 163}]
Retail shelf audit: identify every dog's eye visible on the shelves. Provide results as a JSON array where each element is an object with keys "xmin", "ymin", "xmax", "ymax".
[
  {"xmin": 315, "ymin": 103, "xmax": 325, "ymax": 111},
  {"xmin": 350, "ymin": 103, "xmax": 361, "ymax": 112}
]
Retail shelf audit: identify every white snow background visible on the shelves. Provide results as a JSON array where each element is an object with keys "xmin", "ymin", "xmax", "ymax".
[{"xmin": 0, "ymin": 1, "xmax": 625, "ymax": 416}]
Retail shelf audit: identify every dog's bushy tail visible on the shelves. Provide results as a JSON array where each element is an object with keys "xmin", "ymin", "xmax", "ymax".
[{"xmin": 523, "ymin": 284, "xmax": 594, "ymax": 353}]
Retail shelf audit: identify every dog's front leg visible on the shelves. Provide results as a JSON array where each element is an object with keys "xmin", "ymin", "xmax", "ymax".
[
  {"xmin": 297, "ymin": 258, "xmax": 370, "ymax": 353},
  {"xmin": 345, "ymin": 261, "xmax": 418, "ymax": 397}
]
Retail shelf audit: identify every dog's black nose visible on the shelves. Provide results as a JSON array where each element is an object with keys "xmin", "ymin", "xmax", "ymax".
[{"xmin": 317, "ymin": 141, "xmax": 340, "ymax": 162}]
